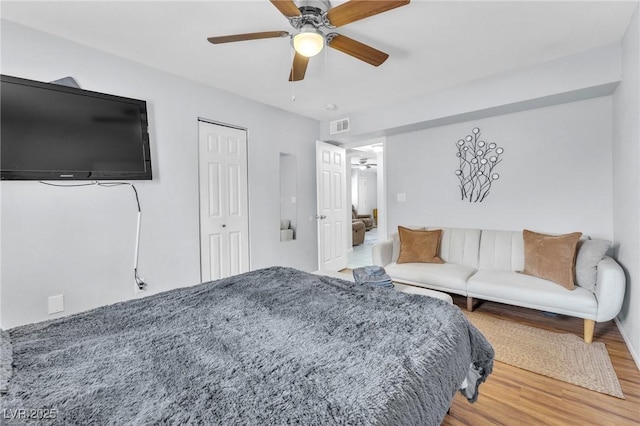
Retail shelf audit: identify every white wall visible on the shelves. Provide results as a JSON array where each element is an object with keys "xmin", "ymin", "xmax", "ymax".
[
  {"xmin": 613, "ymin": 4, "xmax": 640, "ymax": 367},
  {"xmin": 386, "ymin": 96, "xmax": 614, "ymax": 239},
  {"xmin": 279, "ymin": 153, "xmax": 297, "ymax": 236},
  {"xmin": 0, "ymin": 21, "xmax": 319, "ymax": 328},
  {"xmin": 321, "ymin": 43, "xmax": 622, "ymax": 144}
]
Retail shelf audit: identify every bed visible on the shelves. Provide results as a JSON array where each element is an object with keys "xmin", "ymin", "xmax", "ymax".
[{"xmin": 1, "ymin": 267, "xmax": 493, "ymax": 425}]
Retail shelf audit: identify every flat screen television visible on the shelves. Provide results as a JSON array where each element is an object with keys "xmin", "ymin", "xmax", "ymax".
[{"xmin": 1, "ymin": 74, "xmax": 152, "ymax": 180}]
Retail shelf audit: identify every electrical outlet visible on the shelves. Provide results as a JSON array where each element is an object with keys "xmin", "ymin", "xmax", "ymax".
[{"xmin": 48, "ymin": 294, "xmax": 64, "ymax": 314}]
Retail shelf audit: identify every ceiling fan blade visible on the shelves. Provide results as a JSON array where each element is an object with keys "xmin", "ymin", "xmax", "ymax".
[
  {"xmin": 207, "ymin": 31, "xmax": 289, "ymax": 44},
  {"xmin": 326, "ymin": 0, "xmax": 410, "ymax": 28},
  {"xmin": 289, "ymin": 52, "xmax": 310, "ymax": 81},
  {"xmin": 327, "ymin": 34, "xmax": 389, "ymax": 66},
  {"xmin": 270, "ymin": 0, "xmax": 301, "ymax": 17}
]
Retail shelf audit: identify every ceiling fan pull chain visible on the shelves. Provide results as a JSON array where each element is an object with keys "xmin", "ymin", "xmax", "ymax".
[
  {"xmin": 324, "ymin": 42, "xmax": 328, "ymax": 81},
  {"xmin": 323, "ymin": 44, "xmax": 330, "ymax": 106},
  {"xmin": 290, "ymin": 48, "xmax": 296, "ymax": 101}
]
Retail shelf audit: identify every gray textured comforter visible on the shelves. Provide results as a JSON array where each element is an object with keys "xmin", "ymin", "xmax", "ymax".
[{"xmin": 1, "ymin": 267, "xmax": 493, "ymax": 425}]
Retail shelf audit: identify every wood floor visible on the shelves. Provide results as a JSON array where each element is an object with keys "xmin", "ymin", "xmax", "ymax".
[{"xmin": 443, "ymin": 295, "xmax": 640, "ymax": 426}]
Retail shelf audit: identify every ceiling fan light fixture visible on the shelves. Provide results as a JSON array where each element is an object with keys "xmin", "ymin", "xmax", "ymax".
[{"xmin": 293, "ymin": 25, "xmax": 324, "ymax": 57}]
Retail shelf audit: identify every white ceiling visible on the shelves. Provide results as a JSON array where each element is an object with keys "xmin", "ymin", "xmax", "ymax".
[{"xmin": 1, "ymin": 1, "xmax": 636, "ymax": 121}]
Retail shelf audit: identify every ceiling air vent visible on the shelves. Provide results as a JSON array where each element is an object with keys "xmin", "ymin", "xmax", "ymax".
[{"xmin": 329, "ymin": 118, "xmax": 350, "ymax": 135}]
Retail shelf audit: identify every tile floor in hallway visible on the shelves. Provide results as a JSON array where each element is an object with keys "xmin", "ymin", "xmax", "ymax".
[{"xmin": 347, "ymin": 227, "xmax": 378, "ymax": 269}]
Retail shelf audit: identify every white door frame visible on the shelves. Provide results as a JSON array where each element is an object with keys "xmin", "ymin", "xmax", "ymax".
[
  {"xmin": 198, "ymin": 118, "xmax": 250, "ymax": 282},
  {"xmin": 376, "ymin": 143, "xmax": 388, "ymax": 241},
  {"xmin": 343, "ymin": 138, "xmax": 388, "ymax": 242}
]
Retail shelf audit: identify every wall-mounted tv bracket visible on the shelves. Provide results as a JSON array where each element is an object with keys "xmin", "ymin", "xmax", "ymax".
[{"xmin": 50, "ymin": 76, "xmax": 81, "ymax": 88}]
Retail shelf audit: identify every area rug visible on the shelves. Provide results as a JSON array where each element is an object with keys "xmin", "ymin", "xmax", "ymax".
[{"xmin": 463, "ymin": 311, "xmax": 624, "ymax": 399}]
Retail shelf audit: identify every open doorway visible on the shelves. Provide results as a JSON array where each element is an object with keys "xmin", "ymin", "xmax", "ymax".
[{"xmin": 346, "ymin": 139, "xmax": 386, "ymax": 269}]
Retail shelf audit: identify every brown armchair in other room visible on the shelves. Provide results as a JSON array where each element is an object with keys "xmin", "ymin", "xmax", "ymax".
[
  {"xmin": 352, "ymin": 205, "xmax": 374, "ymax": 230},
  {"xmin": 352, "ymin": 220, "xmax": 366, "ymax": 246}
]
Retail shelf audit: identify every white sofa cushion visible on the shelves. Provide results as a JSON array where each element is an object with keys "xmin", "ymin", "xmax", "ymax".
[
  {"xmin": 427, "ymin": 227, "xmax": 481, "ymax": 269},
  {"xmin": 478, "ymin": 230, "xmax": 525, "ymax": 272},
  {"xmin": 384, "ymin": 262, "xmax": 476, "ymax": 294},
  {"xmin": 391, "ymin": 227, "xmax": 481, "ymax": 268},
  {"xmin": 467, "ymin": 269, "xmax": 597, "ymax": 319}
]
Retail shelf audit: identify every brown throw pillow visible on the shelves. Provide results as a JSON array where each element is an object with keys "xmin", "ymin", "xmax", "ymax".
[
  {"xmin": 391, "ymin": 226, "xmax": 426, "ymax": 262},
  {"xmin": 397, "ymin": 227, "xmax": 445, "ymax": 264},
  {"xmin": 522, "ymin": 229, "xmax": 582, "ymax": 290}
]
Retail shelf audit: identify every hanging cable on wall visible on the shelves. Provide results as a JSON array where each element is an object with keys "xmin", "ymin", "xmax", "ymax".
[
  {"xmin": 290, "ymin": 46, "xmax": 296, "ymax": 102},
  {"xmin": 39, "ymin": 180, "xmax": 147, "ymax": 291}
]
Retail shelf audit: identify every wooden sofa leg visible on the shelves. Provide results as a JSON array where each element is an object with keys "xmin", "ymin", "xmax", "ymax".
[
  {"xmin": 584, "ymin": 319, "xmax": 595, "ymax": 344},
  {"xmin": 466, "ymin": 297, "xmax": 474, "ymax": 312}
]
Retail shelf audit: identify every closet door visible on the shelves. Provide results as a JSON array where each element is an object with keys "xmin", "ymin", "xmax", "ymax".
[{"xmin": 198, "ymin": 120, "xmax": 249, "ymax": 282}]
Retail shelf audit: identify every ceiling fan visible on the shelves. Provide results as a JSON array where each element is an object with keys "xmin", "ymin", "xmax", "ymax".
[
  {"xmin": 207, "ymin": 0, "xmax": 410, "ymax": 82},
  {"xmin": 351, "ymin": 157, "xmax": 377, "ymax": 169}
]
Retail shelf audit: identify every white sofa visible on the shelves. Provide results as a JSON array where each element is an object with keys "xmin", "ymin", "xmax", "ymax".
[{"xmin": 372, "ymin": 227, "xmax": 626, "ymax": 343}]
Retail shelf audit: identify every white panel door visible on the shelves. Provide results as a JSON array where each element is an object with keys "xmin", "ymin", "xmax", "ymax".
[
  {"xmin": 358, "ymin": 176, "xmax": 368, "ymax": 214},
  {"xmin": 199, "ymin": 121, "xmax": 249, "ymax": 282},
  {"xmin": 316, "ymin": 141, "xmax": 347, "ymax": 271}
]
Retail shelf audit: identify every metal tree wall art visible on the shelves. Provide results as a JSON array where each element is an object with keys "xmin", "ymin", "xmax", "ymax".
[{"xmin": 455, "ymin": 127, "xmax": 504, "ymax": 202}]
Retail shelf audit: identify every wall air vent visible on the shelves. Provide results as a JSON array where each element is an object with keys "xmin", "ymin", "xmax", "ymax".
[{"xmin": 329, "ymin": 117, "xmax": 350, "ymax": 135}]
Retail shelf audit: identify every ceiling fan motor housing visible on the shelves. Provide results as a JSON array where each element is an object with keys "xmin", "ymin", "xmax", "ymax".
[
  {"xmin": 289, "ymin": 0, "xmax": 333, "ymax": 30},
  {"xmin": 296, "ymin": 0, "xmax": 331, "ymax": 14}
]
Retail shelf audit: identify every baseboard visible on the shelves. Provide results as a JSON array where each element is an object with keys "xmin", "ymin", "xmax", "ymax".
[{"xmin": 614, "ymin": 317, "xmax": 640, "ymax": 371}]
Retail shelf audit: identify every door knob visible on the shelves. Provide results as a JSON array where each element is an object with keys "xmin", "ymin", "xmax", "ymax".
[
  {"xmin": 222, "ymin": 224, "xmax": 227, "ymax": 228},
  {"xmin": 316, "ymin": 215, "xmax": 327, "ymax": 219}
]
